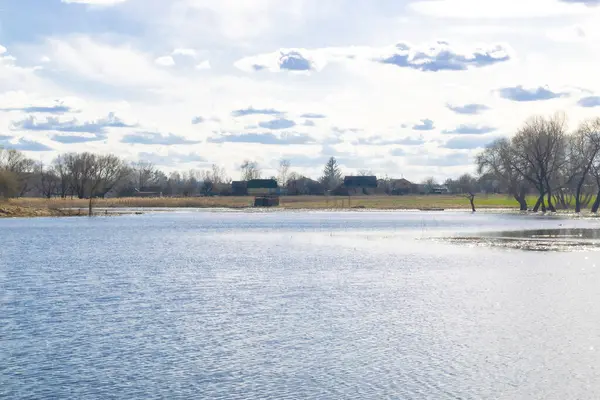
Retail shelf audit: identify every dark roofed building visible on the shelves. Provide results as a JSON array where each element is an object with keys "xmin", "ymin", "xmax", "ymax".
[
  {"xmin": 247, "ymin": 179, "xmax": 278, "ymax": 189},
  {"xmin": 231, "ymin": 181, "xmax": 248, "ymax": 196},
  {"xmin": 247, "ymin": 179, "xmax": 278, "ymax": 196},
  {"xmin": 342, "ymin": 176, "xmax": 378, "ymax": 195},
  {"xmin": 390, "ymin": 178, "xmax": 416, "ymax": 195},
  {"xmin": 343, "ymin": 176, "xmax": 378, "ymax": 188}
]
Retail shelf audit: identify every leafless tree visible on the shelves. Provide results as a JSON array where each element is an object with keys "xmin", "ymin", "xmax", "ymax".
[
  {"xmin": 421, "ymin": 177, "xmax": 437, "ymax": 194},
  {"xmin": 62, "ymin": 152, "xmax": 96, "ymax": 199},
  {"xmin": 476, "ymin": 138, "xmax": 529, "ymax": 211},
  {"xmin": 511, "ymin": 114, "xmax": 567, "ymax": 212},
  {"xmin": 559, "ymin": 119, "xmax": 600, "ymax": 211},
  {"xmin": 35, "ymin": 162, "xmax": 59, "ymax": 199},
  {"xmin": 132, "ymin": 160, "xmax": 157, "ymax": 190},
  {"xmin": 456, "ymin": 173, "xmax": 477, "ymax": 212},
  {"xmin": 240, "ymin": 160, "xmax": 261, "ymax": 181},
  {"xmin": 277, "ymin": 159, "xmax": 291, "ymax": 186},
  {"xmin": 52, "ymin": 155, "xmax": 73, "ymax": 198},
  {"xmin": 87, "ymin": 154, "xmax": 129, "ymax": 215},
  {"xmin": 0, "ymin": 147, "xmax": 36, "ymax": 196},
  {"xmin": 201, "ymin": 164, "xmax": 229, "ymax": 195}
]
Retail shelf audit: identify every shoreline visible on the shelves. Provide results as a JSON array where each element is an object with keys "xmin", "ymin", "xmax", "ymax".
[
  {"xmin": 5, "ymin": 195, "xmax": 600, "ymax": 218},
  {"xmin": 0, "ymin": 204, "xmax": 85, "ymax": 218}
]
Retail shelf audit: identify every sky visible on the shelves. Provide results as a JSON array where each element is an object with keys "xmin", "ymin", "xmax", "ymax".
[{"xmin": 1, "ymin": 0, "xmax": 600, "ymax": 181}]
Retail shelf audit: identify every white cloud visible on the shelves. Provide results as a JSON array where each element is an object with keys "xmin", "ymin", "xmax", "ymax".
[
  {"xmin": 40, "ymin": 36, "xmax": 173, "ymax": 88},
  {"xmin": 547, "ymin": 20, "xmax": 600, "ymax": 42},
  {"xmin": 409, "ymin": 0, "xmax": 594, "ymax": 18},
  {"xmin": 235, "ymin": 41, "xmax": 512, "ymax": 73},
  {"xmin": 5, "ymin": 0, "xmax": 600, "ymax": 179},
  {"xmin": 172, "ymin": 48, "xmax": 197, "ymax": 57},
  {"xmin": 154, "ymin": 55, "xmax": 176, "ymax": 67},
  {"xmin": 61, "ymin": 0, "xmax": 128, "ymax": 5},
  {"xmin": 0, "ymin": 45, "xmax": 6, "ymax": 55},
  {"xmin": 196, "ymin": 60, "xmax": 211, "ymax": 70}
]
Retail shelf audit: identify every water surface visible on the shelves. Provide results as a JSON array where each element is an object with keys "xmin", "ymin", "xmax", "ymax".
[{"xmin": 2, "ymin": 211, "xmax": 600, "ymax": 399}]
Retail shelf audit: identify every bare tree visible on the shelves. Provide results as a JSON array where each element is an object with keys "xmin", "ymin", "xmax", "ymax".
[
  {"xmin": 132, "ymin": 160, "xmax": 157, "ymax": 190},
  {"xmin": 421, "ymin": 177, "xmax": 437, "ymax": 194},
  {"xmin": 63, "ymin": 152, "xmax": 96, "ymax": 199},
  {"xmin": 35, "ymin": 162, "xmax": 59, "ymax": 199},
  {"xmin": 277, "ymin": 159, "xmax": 291, "ymax": 186},
  {"xmin": 358, "ymin": 169, "xmax": 373, "ymax": 176},
  {"xmin": 560, "ymin": 119, "xmax": 600, "ymax": 212},
  {"xmin": 456, "ymin": 173, "xmax": 478, "ymax": 212},
  {"xmin": 202, "ymin": 164, "xmax": 229, "ymax": 195},
  {"xmin": 52, "ymin": 155, "xmax": 73, "ymax": 198},
  {"xmin": 476, "ymin": 138, "xmax": 529, "ymax": 211},
  {"xmin": 511, "ymin": 114, "xmax": 567, "ymax": 212},
  {"xmin": 0, "ymin": 147, "xmax": 36, "ymax": 196},
  {"xmin": 240, "ymin": 160, "xmax": 261, "ymax": 181},
  {"xmin": 87, "ymin": 154, "xmax": 129, "ymax": 215}
]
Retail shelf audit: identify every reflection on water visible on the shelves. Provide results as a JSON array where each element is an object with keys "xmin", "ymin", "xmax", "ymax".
[{"xmin": 448, "ymin": 228, "xmax": 600, "ymax": 252}]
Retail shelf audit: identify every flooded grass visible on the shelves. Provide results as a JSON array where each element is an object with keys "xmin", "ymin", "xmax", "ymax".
[{"xmin": 445, "ymin": 228, "xmax": 600, "ymax": 252}]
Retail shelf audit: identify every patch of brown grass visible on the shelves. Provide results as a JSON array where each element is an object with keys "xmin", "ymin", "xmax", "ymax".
[{"xmin": 8, "ymin": 194, "xmax": 524, "ymax": 211}]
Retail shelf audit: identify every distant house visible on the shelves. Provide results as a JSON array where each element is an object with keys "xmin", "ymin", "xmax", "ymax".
[
  {"xmin": 431, "ymin": 185, "xmax": 449, "ymax": 194},
  {"xmin": 132, "ymin": 188, "xmax": 162, "ymax": 198},
  {"xmin": 287, "ymin": 177, "xmax": 325, "ymax": 195},
  {"xmin": 231, "ymin": 181, "xmax": 248, "ymax": 196},
  {"xmin": 389, "ymin": 178, "xmax": 415, "ymax": 195},
  {"xmin": 247, "ymin": 179, "xmax": 278, "ymax": 196},
  {"xmin": 341, "ymin": 176, "xmax": 378, "ymax": 195},
  {"xmin": 247, "ymin": 179, "xmax": 280, "ymax": 207}
]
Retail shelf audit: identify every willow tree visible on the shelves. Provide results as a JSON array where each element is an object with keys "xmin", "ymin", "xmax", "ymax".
[
  {"xmin": 476, "ymin": 138, "xmax": 529, "ymax": 211},
  {"xmin": 511, "ymin": 114, "xmax": 567, "ymax": 212}
]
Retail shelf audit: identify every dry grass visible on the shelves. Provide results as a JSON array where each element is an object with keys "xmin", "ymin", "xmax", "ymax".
[
  {"xmin": 0, "ymin": 201, "xmax": 84, "ymax": 218},
  {"xmin": 8, "ymin": 194, "xmax": 529, "ymax": 211}
]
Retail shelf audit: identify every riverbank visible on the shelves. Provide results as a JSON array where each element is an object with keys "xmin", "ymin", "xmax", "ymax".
[
  {"xmin": 9, "ymin": 194, "xmax": 529, "ymax": 211},
  {"xmin": 0, "ymin": 203, "xmax": 85, "ymax": 218}
]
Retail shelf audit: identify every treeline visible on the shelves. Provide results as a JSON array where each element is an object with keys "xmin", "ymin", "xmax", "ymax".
[
  {"xmin": 0, "ymin": 149, "xmax": 230, "ymax": 199},
  {"xmin": 477, "ymin": 113, "xmax": 600, "ymax": 212},
  {"xmin": 0, "ymin": 148, "xmax": 350, "ymax": 199}
]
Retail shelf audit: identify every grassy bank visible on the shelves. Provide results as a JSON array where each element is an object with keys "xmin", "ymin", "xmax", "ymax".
[
  {"xmin": 9, "ymin": 194, "xmax": 532, "ymax": 211},
  {"xmin": 0, "ymin": 202, "xmax": 85, "ymax": 218}
]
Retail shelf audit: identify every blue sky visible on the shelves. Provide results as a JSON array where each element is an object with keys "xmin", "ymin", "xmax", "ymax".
[{"xmin": 1, "ymin": 0, "xmax": 600, "ymax": 180}]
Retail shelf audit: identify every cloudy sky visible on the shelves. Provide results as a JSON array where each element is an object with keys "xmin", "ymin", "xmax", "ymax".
[{"xmin": 1, "ymin": 0, "xmax": 599, "ymax": 181}]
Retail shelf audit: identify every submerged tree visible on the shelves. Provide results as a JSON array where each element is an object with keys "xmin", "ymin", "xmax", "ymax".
[
  {"xmin": 476, "ymin": 138, "xmax": 529, "ymax": 211},
  {"xmin": 501, "ymin": 114, "xmax": 567, "ymax": 212},
  {"xmin": 456, "ymin": 173, "xmax": 478, "ymax": 212}
]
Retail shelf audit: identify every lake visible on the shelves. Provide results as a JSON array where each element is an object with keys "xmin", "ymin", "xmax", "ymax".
[{"xmin": 2, "ymin": 210, "xmax": 600, "ymax": 399}]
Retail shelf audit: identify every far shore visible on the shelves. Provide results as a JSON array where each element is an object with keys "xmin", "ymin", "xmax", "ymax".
[
  {"xmin": 0, "ymin": 204, "xmax": 85, "ymax": 218},
  {"xmin": 3, "ymin": 194, "xmax": 600, "ymax": 218},
  {"xmin": 6, "ymin": 194, "xmax": 526, "ymax": 213},
  {"xmin": 0, "ymin": 194, "xmax": 530, "ymax": 218}
]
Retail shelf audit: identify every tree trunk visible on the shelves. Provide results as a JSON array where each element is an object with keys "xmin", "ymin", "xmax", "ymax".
[
  {"xmin": 546, "ymin": 185, "xmax": 556, "ymax": 212},
  {"xmin": 592, "ymin": 191, "xmax": 600, "ymax": 213},
  {"xmin": 88, "ymin": 197, "xmax": 93, "ymax": 217},
  {"xmin": 575, "ymin": 186, "xmax": 582, "ymax": 213},
  {"xmin": 514, "ymin": 195, "xmax": 528, "ymax": 211},
  {"xmin": 533, "ymin": 192, "xmax": 546, "ymax": 212}
]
